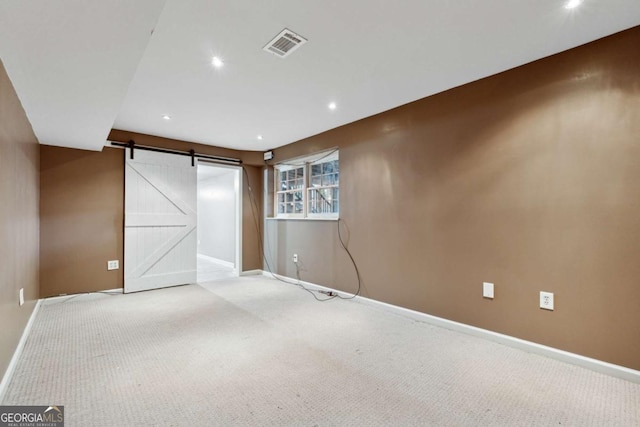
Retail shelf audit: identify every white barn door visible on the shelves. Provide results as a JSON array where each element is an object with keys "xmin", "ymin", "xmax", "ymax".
[{"xmin": 124, "ymin": 149, "xmax": 197, "ymax": 293}]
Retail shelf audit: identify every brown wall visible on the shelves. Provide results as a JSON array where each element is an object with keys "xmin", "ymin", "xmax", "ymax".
[
  {"xmin": 264, "ymin": 27, "xmax": 640, "ymax": 370},
  {"xmin": 241, "ymin": 164, "xmax": 263, "ymax": 271},
  {"xmin": 39, "ymin": 133, "xmax": 263, "ymax": 297},
  {"xmin": 40, "ymin": 146, "xmax": 124, "ymax": 297},
  {"xmin": 0, "ymin": 60, "xmax": 39, "ymax": 379}
]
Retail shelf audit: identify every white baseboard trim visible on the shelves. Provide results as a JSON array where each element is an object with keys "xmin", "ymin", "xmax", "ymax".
[
  {"xmin": 240, "ymin": 269, "xmax": 264, "ymax": 276},
  {"xmin": 262, "ymin": 271, "xmax": 640, "ymax": 384},
  {"xmin": 45, "ymin": 288, "xmax": 124, "ymax": 302},
  {"xmin": 0, "ymin": 299, "xmax": 42, "ymax": 403},
  {"xmin": 197, "ymin": 254, "xmax": 235, "ymax": 269}
]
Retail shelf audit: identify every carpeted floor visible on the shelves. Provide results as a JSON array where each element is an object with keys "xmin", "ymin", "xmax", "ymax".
[
  {"xmin": 2, "ymin": 276, "xmax": 639, "ymax": 426},
  {"xmin": 197, "ymin": 254, "xmax": 236, "ymax": 283}
]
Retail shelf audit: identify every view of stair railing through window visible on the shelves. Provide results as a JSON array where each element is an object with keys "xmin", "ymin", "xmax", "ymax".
[
  {"xmin": 275, "ymin": 150, "xmax": 339, "ymax": 219},
  {"xmin": 308, "ymin": 159, "xmax": 339, "ymax": 215}
]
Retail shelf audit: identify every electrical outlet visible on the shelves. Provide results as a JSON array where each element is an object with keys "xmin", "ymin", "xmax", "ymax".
[
  {"xmin": 292, "ymin": 254, "xmax": 298, "ymax": 263},
  {"xmin": 540, "ymin": 291, "xmax": 554, "ymax": 310},
  {"xmin": 483, "ymin": 282, "xmax": 494, "ymax": 299},
  {"xmin": 107, "ymin": 260, "xmax": 119, "ymax": 270},
  {"xmin": 19, "ymin": 288, "xmax": 24, "ymax": 306}
]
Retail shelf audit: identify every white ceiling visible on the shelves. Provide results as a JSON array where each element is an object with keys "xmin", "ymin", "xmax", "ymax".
[
  {"xmin": 0, "ymin": 0, "xmax": 166, "ymax": 150},
  {"xmin": 1, "ymin": 1, "xmax": 639, "ymax": 152}
]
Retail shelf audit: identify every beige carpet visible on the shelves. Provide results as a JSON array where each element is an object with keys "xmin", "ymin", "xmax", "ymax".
[
  {"xmin": 2, "ymin": 276, "xmax": 639, "ymax": 426},
  {"xmin": 197, "ymin": 254, "xmax": 236, "ymax": 283}
]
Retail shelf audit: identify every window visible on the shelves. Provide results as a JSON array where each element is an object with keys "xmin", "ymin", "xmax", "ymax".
[
  {"xmin": 308, "ymin": 157, "xmax": 339, "ymax": 217},
  {"xmin": 275, "ymin": 150, "xmax": 339, "ymax": 219},
  {"xmin": 276, "ymin": 165, "xmax": 305, "ymax": 216}
]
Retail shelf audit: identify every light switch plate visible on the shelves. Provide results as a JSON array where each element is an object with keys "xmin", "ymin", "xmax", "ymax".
[
  {"xmin": 483, "ymin": 282, "xmax": 494, "ymax": 299},
  {"xmin": 107, "ymin": 260, "xmax": 119, "ymax": 270}
]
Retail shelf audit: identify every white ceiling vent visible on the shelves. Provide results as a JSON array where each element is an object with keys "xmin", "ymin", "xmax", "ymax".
[{"xmin": 263, "ymin": 29, "xmax": 308, "ymax": 58}]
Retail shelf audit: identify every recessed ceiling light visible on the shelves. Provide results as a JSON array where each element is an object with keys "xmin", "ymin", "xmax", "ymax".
[
  {"xmin": 212, "ymin": 56, "xmax": 224, "ymax": 68},
  {"xmin": 565, "ymin": 0, "xmax": 582, "ymax": 9},
  {"xmin": 162, "ymin": 114, "xmax": 171, "ymax": 120},
  {"xmin": 328, "ymin": 102, "xmax": 337, "ymax": 110},
  {"xmin": 257, "ymin": 135, "xmax": 263, "ymax": 140}
]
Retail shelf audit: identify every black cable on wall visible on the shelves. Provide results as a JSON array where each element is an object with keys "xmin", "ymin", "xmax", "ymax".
[{"xmin": 243, "ymin": 165, "xmax": 362, "ymax": 302}]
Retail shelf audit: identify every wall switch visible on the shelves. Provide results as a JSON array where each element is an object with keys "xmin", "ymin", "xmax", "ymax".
[
  {"xmin": 107, "ymin": 260, "xmax": 119, "ymax": 270},
  {"xmin": 292, "ymin": 254, "xmax": 298, "ymax": 263},
  {"xmin": 483, "ymin": 282, "xmax": 494, "ymax": 299},
  {"xmin": 540, "ymin": 291, "xmax": 554, "ymax": 310},
  {"xmin": 19, "ymin": 288, "xmax": 24, "ymax": 306}
]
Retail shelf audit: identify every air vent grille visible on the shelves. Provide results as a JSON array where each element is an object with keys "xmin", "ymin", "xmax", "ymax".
[{"xmin": 263, "ymin": 29, "xmax": 308, "ymax": 58}]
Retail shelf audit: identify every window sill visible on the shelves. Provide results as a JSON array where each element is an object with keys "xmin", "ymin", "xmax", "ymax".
[{"xmin": 266, "ymin": 217, "xmax": 339, "ymax": 222}]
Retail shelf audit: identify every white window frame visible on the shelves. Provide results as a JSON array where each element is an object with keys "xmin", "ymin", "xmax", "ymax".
[
  {"xmin": 274, "ymin": 164, "xmax": 306, "ymax": 219},
  {"xmin": 274, "ymin": 150, "xmax": 339, "ymax": 220},
  {"xmin": 306, "ymin": 151, "xmax": 339, "ymax": 219}
]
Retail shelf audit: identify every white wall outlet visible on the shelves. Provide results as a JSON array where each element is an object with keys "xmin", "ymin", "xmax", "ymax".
[
  {"xmin": 19, "ymin": 288, "xmax": 24, "ymax": 306},
  {"xmin": 107, "ymin": 260, "xmax": 120, "ymax": 270},
  {"xmin": 292, "ymin": 254, "xmax": 298, "ymax": 263},
  {"xmin": 540, "ymin": 291, "xmax": 554, "ymax": 310},
  {"xmin": 483, "ymin": 282, "xmax": 494, "ymax": 299}
]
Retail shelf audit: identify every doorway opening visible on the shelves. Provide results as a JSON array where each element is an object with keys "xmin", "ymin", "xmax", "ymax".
[{"xmin": 196, "ymin": 162, "xmax": 242, "ymax": 282}]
